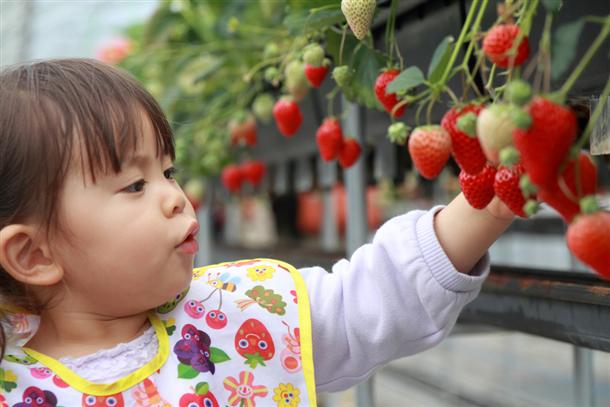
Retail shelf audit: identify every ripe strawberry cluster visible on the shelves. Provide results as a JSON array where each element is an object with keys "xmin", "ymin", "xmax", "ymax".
[
  {"xmin": 316, "ymin": 118, "xmax": 362, "ymax": 169},
  {"xmin": 221, "ymin": 160, "xmax": 266, "ymax": 194}
]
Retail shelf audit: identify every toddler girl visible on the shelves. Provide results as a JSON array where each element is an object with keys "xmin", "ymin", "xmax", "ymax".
[{"xmin": 0, "ymin": 59, "xmax": 513, "ymax": 406}]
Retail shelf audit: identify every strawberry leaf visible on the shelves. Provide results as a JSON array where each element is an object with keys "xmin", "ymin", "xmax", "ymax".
[
  {"xmin": 427, "ymin": 36, "xmax": 454, "ymax": 84},
  {"xmin": 283, "ymin": 7, "xmax": 344, "ymax": 35},
  {"xmin": 551, "ymin": 19, "xmax": 585, "ymax": 81},
  {"xmin": 386, "ymin": 66, "xmax": 425, "ymax": 95},
  {"xmin": 210, "ymin": 347, "xmax": 231, "ymax": 364},
  {"xmin": 177, "ymin": 363, "xmax": 199, "ymax": 379}
]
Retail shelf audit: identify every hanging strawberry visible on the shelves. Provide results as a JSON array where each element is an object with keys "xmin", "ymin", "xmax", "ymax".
[
  {"xmin": 273, "ymin": 97, "xmax": 303, "ymax": 137},
  {"xmin": 304, "ymin": 63, "xmax": 329, "ymax": 88},
  {"xmin": 374, "ymin": 69, "xmax": 406, "ymax": 118},
  {"xmin": 407, "ymin": 125, "xmax": 452, "ymax": 180},
  {"xmin": 537, "ymin": 151, "xmax": 598, "ymax": 223},
  {"xmin": 241, "ymin": 160, "xmax": 266, "ymax": 187},
  {"xmin": 221, "ymin": 165, "xmax": 244, "ymax": 193},
  {"xmin": 441, "ymin": 104, "xmax": 487, "ymax": 175},
  {"xmin": 493, "ymin": 163, "xmax": 531, "ymax": 218},
  {"xmin": 228, "ymin": 115, "xmax": 257, "ymax": 147},
  {"xmin": 285, "ymin": 60, "xmax": 310, "ymax": 101},
  {"xmin": 482, "ymin": 24, "xmax": 530, "ymax": 68},
  {"xmin": 341, "ymin": 0, "xmax": 376, "ymax": 40},
  {"xmin": 316, "ymin": 118, "xmax": 344, "ymax": 161},
  {"xmin": 235, "ymin": 319, "xmax": 276, "ymax": 368},
  {"xmin": 459, "ymin": 164, "xmax": 497, "ymax": 209},
  {"xmin": 566, "ymin": 197, "xmax": 610, "ymax": 279},
  {"xmin": 476, "ymin": 104, "xmax": 519, "ymax": 164},
  {"xmin": 512, "ymin": 97, "xmax": 578, "ymax": 188},
  {"xmin": 339, "ymin": 138, "xmax": 362, "ymax": 168}
]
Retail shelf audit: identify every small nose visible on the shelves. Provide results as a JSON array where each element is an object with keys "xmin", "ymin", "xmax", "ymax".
[{"xmin": 162, "ymin": 183, "xmax": 187, "ymax": 217}]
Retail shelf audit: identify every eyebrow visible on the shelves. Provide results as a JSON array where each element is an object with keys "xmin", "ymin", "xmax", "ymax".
[{"xmin": 123, "ymin": 154, "xmax": 152, "ymax": 169}]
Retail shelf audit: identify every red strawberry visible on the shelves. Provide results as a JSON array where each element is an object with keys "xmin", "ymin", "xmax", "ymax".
[
  {"xmin": 374, "ymin": 69, "xmax": 406, "ymax": 118},
  {"xmin": 407, "ymin": 125, "xmax": 452, "ymax": 180},
  {"xmin": 241, "ymin": 160, "xmax": 266, "ymax": 186},
  {"xmin": 513, "ymin": 97, "xmax": 578, "ymax": 188},
  {"xmin": 339, "ymin": 138, "xmax": 361, "ymax": 168},
  {"xmin": 567, "ymin": 208, "xmax": 610, "ymax": 279},
  {"xmin": 229, "ymin": 115, "xmax": 257, "ymax": 147},
  {"xmin": 316, "ymin": 118, "xmax": 344, "ymax": 161},
  {"xmin": 459, "ymin": 164, "xmax": 497, "ymax": 209},
  {"xmin": 235, "ymin": 318, "xmax": 276, "ymax": 368},
  {"xmin": 221, "ymin": 165, "xmax": 244, "ymax": 193},
  {"xmin": 538, "ymin": 152, "xmax": 597, "ymax": 223},
  {"xmin": 482, "ymin": 24, "xmax": 530, "ymax": 68},
  {"xmin": 304, "ymin": 64, "xmax": 329, "ymax": 88},
  {"xmin": 273, "ymin": 98, "xmax": 303, "ymax": 137},
  {"xmin": 494, "ymin": 163, "xmax": 530, "ymax": 217},
  {"xmin": 441, "ymin": 104, "xmax": 487, "ymax": 175}
]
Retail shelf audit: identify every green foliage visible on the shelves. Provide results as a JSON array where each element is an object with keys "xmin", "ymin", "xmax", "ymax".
[
  {"xmin": 386, "ymin": 66, "xmax": 425, "ymax": 95},
  {"xmin": 427, "ymin": 36, "xmax": 454, "ymax": 84},
  {"xmin": 551, "ymin": 19, "xmax": 585, "ymax": 80}
]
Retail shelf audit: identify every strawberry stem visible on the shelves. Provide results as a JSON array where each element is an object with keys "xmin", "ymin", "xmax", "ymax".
[
  {"xmin": 558, "ymin": 15, "xmax": 610, "ymax": 100},
  {"xmin": 339, "ymin": 24, "xmax": 348, "ymax": 66},
  {"xmin": 386, "ymin": 0, "xmax": 400, "ymax": 67},
  {"xmin": 436, "ymin": 0, "xmax": 481, "ymax": 96}
]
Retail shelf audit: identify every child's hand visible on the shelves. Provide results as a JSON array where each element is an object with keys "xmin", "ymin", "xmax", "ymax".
[{"xmin": 485, "ymin": 196, "xmax": 516, "ymax": 221}]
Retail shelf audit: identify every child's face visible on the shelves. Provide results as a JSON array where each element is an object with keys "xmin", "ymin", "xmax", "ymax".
[{"xmin": 49, "ymin": 116, "xmax": 198, "ymax": 317}]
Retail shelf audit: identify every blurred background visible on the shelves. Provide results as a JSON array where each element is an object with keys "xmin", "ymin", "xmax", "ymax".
[{"xmin": 2, "ymin": 1, "xmax": 609, "ymax": 406}]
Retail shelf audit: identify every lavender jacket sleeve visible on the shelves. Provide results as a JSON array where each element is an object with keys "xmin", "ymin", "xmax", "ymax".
[{"xmin": 298, "ymin": 206, "xmax": 490, "ymax": 393}]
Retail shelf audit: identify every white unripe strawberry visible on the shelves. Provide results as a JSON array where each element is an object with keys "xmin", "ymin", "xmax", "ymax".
[
  {"xmin": 341, "ymin": 0, "xmax": 376, "ymax": 40},
  {"xmin": 476, "ymin": 104, "xmax": 517, "ymax": 164}
]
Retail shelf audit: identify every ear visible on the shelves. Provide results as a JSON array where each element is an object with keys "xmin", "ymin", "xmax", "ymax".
[{"xmin": 0, "ymin": 224, "xmax": 63, "ymax": 286}]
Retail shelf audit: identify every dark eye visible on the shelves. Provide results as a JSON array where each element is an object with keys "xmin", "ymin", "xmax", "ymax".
[
  {"xmin": 85, "ymin": 396, "xmax": 96, "ymax": 405},
  {"xmin": 204, "ymin": 399, "xmax": 214, "ymax": 407},
  {"xmin": 184, "ymin": 333, "xmax": 191, "ymax": 340},
  {"xmin": 209, "ymin": 311, "xmax": 216, "ymax": 318},
  {"xmin": 106, "ymin": 397, "xmax": 117, "ymax": 406},
  {"xmin": 218, "ymin": 314, "xmax": 225, "ymax": 320},
  {"xmin": 164, "ymin": 166, "xmax": 178, "ymax": 180},
  {"xmin": 258, "ymin": 340, "xmax": 268, "ymax": 349},
  {"xmin": 124, "ymin": 179, "xmax": 146, "ymax": 193},
  {"xmin": 239, "ymin": 339, "xmax": 248, "ymax": 348}
]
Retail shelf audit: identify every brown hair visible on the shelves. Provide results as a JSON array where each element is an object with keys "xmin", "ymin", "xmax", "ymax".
[{"xmin": 0, "ymin": 58, "xmax": 175, "ymax": 358}]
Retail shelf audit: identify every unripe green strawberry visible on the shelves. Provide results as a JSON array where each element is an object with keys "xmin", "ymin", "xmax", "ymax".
[
  {"xmin": 476, "ymin": 104, "xmax": 517, "ymax": 164},
  {"xmin": 387, "ymin": 122, "xmax": 409, "ymax": 145},
  {"xmin": 184, "ymin": 178, "xmax": 205, "ymax": 211},
  {"xmin": 285, "ymin": 60, "xmax": 310, "ymax": 101},
  {"xmin": 332, "ymin": 65, "xmax": 352, "ymax": 88},
  {"xmin": 303, "ymin": 44, "xmax": 325, "ymax": 67},
  {"xmin": 505, "ymin": 79, "xmax": 532, "ymax": 106},
  {"xmin": 263, "ymin": 43, "xmax": 280, "ymax": 59},
  {"xmin": 408, "ymin": 125, "xmax": 452, "ymax": 180},
  {"xmin": 252, "ymin": 93, "xmax": 274, "ymax": 123},
  {"xmin": 264, "ymin": 66, "xmax": 279, "ymax": 84},
  {"xmin": 341, "ymin": 0, "xmax": 376, "ymax": 40}
]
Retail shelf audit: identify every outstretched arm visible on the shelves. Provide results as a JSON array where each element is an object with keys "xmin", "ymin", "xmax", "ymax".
[{"xmin": 434, "ymin": 193, "xmax": 514, "ymax": 274}]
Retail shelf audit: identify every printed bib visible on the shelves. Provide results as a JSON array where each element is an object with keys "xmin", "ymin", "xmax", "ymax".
[{"xmin": 0, "ymin": 258, "xmax": 316, "ymax": 407}]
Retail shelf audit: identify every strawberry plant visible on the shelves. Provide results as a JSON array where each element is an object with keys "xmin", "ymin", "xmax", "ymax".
[{"xmin": 119, "ymin": 0, "xmax": 610, "ymax": 278}]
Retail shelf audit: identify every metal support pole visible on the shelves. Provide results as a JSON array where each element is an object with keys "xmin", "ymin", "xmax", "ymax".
[
  {"xmin": 573, "ymin": 346, "xmax": 595, "ymax": 407},
  {"xmin": 196, "ymin": 178, "xmax": 213, "ymax": 267},
  {"xmin": 342, "ymin": 96, "xmax": 374, "ymax": 407},
  {"xmin": 318, "ymin": 157, "xmax": 340, "ymax": 252}
]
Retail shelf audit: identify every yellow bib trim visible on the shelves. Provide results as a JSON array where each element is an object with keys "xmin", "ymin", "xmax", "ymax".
[{"xmin": 22, "ymin": 312, "xmax": 169, "ymax": 396}]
